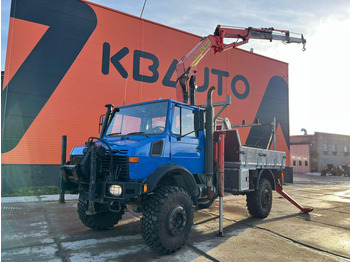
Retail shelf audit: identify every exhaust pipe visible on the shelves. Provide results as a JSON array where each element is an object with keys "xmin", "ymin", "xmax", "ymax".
[
  {"xmin": 205, "ymin": 86, "xmax": 215, "ymax": 199},
  {"xmin": 99, "ymin": 104, "xmax": 114, "ymax": 139},
  {"xmin": 189, "ymin": 74, "xmax": 197, "ymax": 106}
]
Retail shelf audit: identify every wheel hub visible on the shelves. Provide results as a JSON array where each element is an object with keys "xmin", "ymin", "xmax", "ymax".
[
  {"xmin": 168, "ymin": 205, "xmax": 187, "ymax": 235},
  {"xmin": 262, "ymin": 189, "xmax": 271, "ymax": 208}
]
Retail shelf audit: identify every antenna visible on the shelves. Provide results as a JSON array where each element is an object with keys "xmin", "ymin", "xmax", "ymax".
[
  {"xmin": 140, "ymin": 0, "xmax": 147, "ymax": 18},
  {"xmin": 123, "ymin": 78, "xmax": 128, "ymax": 106}
]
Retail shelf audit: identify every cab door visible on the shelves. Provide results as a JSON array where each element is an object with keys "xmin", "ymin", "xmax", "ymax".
[{"xmin": 170, "ymin": 105, "xmax": 205, "ymax": 174}]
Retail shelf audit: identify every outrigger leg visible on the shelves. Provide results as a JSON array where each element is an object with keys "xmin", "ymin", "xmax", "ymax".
[{"xmin": 275, "ymin": 179, "xmax": 313, "ymax": 213}]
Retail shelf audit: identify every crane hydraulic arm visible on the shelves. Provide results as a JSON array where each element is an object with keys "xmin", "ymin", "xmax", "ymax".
[{"xmin": 176, "ymin": 25, "xmax": 306, "ymax": 104}]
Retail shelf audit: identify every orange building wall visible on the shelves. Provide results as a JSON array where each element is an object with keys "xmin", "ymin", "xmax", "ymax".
[{"xmin": 2, "ymin": 0, "xmax": 290, "ymax": 167}]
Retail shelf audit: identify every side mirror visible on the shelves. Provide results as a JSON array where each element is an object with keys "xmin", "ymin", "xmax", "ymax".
[
  {"xmin": 194, "ymin": 110, "xmax": 204, "ymax": 132},
  {"xmin": 99, "ymin": 114, "xmax": 105, "ymax": 134}
]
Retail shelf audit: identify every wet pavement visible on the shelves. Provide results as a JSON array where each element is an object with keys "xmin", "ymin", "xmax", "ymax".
[{"xmin": 2, "ymin": 173, "xmax": 350, "ymax": 261}]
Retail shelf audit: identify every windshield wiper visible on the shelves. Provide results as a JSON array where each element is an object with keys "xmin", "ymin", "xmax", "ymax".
[
  {"xmin": 126, "ymin": 132, "xmax": 149, "ymax": 138},
  {"xmin": 107, "ymin": 132, "xmax": 121, "ymax": 137}
]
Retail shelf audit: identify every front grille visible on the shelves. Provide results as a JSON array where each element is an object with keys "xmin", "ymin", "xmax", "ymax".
[{"xmin": 101, "ymin": 155, "xmax": 129, "ymax": 180}]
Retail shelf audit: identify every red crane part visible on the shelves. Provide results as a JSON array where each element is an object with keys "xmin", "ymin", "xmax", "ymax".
[
  {"xmin": 217, "ymin": 132, "xmax": 225, "ymax": 197},
  {"xmin": 275, "ymin": 180, "xmax": 313, "ymax": 213},
  {"xmin": 176, "ymin": 25, "xmax": 306, "ymax": 104}
]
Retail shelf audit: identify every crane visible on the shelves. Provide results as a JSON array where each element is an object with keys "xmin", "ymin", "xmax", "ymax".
[{"xmin": 176, "ymin": 25, "xmax": 306, "ymax": 105}]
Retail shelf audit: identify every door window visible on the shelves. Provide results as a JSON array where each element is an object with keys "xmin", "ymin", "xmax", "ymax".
[
  {"xmin": 181, "ymin": 108, "xmax": 195, "ymax": 137},
  {"xmin": 171, "ymin": 106, "xmax": 196, "ymax": 137},
  {"xmin": 172, "ymin": 107, "xmax": 180, "ymax": 135}
]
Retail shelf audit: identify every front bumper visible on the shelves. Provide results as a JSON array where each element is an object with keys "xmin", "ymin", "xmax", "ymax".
[
  {"xmin": 61, "ymin": 148, "xmax": 142, "ymax": 204},
  {"xmin": 78, "ymin": 181, "xmax": 144, "ymax": 203}
]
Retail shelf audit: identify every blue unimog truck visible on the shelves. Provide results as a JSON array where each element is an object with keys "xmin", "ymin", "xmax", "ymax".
[{"xmin": 61, "ymin": 88, "xmax": 287, "ymax": 253}]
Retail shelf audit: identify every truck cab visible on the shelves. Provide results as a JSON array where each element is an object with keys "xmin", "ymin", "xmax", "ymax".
[{"xmin": 99, "ymin": 99, "xmax": 205, "ymax": 180}]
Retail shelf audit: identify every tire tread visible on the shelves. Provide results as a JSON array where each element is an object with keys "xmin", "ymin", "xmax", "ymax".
[
  {"xmin": 246, "ymin": 178, "xmax": 272, "ymax": 218},
  {"xmin": 141, "ymin": 186, "xmax": 193, "ymax": 254}
]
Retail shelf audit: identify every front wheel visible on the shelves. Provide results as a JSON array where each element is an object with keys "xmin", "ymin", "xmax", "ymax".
[
  {"xmin": 246, "ymin": 178, "xmax": 272, "ymax": 218},
  {"xmin": 77, "ymin": 200, "xmax": 125, "ymax": 230},
  {"xmin": 141, "ymin": 186, "xmax": 194, "ymax": 254}
]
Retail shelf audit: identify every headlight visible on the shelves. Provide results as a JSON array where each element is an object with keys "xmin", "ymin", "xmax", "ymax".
[{"xmin": 109, "ymin": 185, "xmax": 123, "ymax": 196}]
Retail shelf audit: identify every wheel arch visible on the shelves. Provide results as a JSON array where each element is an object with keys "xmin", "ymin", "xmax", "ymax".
[
  {"xmin": 256, "ymin": 169, "xmax": 276, "ymax": 190},
  {"xmin": 143, "ymin": 164, "xmax": 199, "ymax": 201}
]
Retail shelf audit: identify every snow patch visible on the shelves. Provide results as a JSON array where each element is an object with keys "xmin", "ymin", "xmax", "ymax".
[
  {"xmin": 305, "ymin": 172, "xmax": 321, "ymax": 176},
  {"xmin": 61, "ymin": 235, "xmax": 142, "ymax": 251},
  {"xmin": 2, "ymin": 244, "xmax": 59, "ymax": 261},
  {"xmin": 68, "ymin": 244, "xmax": 146, "ymax": 261},
  {"xmin": 1, "ymin": 196, "xmax": 39, "ymax": 204},
  {"xmin": 41, "ymin": 194, "xmax": 79, "ymax": 202}
]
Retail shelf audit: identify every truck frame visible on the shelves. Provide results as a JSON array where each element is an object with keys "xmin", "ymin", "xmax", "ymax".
[{"xmin": 61, "ymin": 25, "xmax": 311, "ymax": 254}]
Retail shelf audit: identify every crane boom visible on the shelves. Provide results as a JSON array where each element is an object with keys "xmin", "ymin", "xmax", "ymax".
[{"xmin": 176, "ymin": 25, "xmax": 306, "ymax": 104}]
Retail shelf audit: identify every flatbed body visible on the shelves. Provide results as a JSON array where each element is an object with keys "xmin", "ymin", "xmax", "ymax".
[{"xmin": 214, "ymin": 130, "xmax": 285, "ymax": 193}]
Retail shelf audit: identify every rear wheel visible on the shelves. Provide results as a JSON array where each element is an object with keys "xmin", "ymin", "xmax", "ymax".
[
  {"xmin": 77, "ymin": 200, "xmax": 125, "ymax": 230},
  {"xmin": 246, "ymin": 178, "xmax": 272, "ymax": 218},
  {"xmin": 141, "ymin": 186, "xmax": 193, "ymax": 254}
]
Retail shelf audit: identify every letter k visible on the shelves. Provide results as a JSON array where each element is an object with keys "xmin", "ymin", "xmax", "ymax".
[{"xmin": 102, "ymin": 43, "xmax": 129, "ymax": 79}]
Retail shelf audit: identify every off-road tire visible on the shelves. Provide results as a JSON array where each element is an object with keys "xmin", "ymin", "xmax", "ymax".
[
  {"xmin": 246, "ymin": 178, "xmax": 272, "ymax": 218},
  {"xmin": 141, "ymin": 186, "xmax": 193, "ymax": 254},
  {"xmin": 77, "ymin": 200, "xmax": 125, "ymax": 230}
]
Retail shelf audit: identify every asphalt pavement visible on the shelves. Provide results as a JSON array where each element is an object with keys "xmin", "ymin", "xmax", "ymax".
[{"xmin": 2, "ymin": 173, "xmax": 350, "ymax": 261}]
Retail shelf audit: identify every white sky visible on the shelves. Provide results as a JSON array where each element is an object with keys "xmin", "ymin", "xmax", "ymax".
[{"xmin": 1, "ymin": 0, "xmax": 350, "ymax": 136}]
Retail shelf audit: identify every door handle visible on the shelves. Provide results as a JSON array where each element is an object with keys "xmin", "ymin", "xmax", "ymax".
[{"xmin": 196, "ymin": 146, "xmax": 203, "ymax": 150}]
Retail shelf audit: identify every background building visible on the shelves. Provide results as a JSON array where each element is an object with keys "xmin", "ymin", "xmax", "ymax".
[{"xmin": 291, "ymin": 132, "xmax": 350, "ymax": 173}]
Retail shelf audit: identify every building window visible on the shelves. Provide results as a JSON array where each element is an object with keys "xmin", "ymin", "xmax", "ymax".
[
  {"xmin": 332, "ymin": 144, "xmax": 337, "ymax": 154},
  {"xmin": 345, "ymin": 145, "xmax": 349, "ymax": 154},
  {"xmin": 293, "ymin": 160, "xmax": 296, "ymax": 166},
  {"xmin": 298, "ymin": 160, "xmax": 302, "ymax": 166},
  {"xmin": 305, "ymin": 160, "xmax": 308, "ymax": 166},
  {"xmin": 323, "ymin": 143, "xmax": 328, "ymax": 153},
  {"xmin": 332, "ymin": 144, "xmax": 336, "ymax": 152}
]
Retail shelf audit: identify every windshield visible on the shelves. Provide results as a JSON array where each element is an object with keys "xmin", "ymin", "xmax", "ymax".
[{"xmin": 105, "ymin": 101, "xmax": 168, "ymax": 136}]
